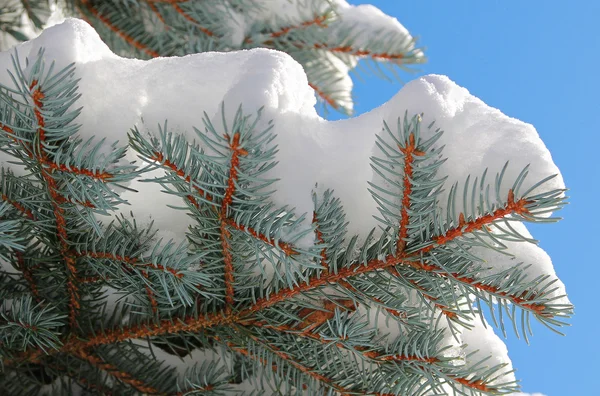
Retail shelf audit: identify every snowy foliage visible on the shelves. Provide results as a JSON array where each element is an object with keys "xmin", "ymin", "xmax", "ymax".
[{"xmin": 0, "ymin": 18, "xmax": 570, "ymax": 396}]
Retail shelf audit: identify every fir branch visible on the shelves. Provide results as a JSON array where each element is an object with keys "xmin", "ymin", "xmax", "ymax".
[
  {"xmin": 147, "ymin": 1, "xmax": 168, "ymax": 26},
  {"xmin": 248, "ymin": 318, "xmax": 505, "ymax": 395},
  {"xmin": 28, "ymin": 78, "xmax": 80, "ymax": 328},
  {"xmin": 72, "ymin": 349, "xmax": 161, "ymax": 394},
  {"xmin": 150, "ymin": 150, "xmax": 214, "ymax": 204},
  {"xmin": 1, "ymin": 193, "xmax": 34, "ymax": 220},
  {"xmin": 396, "ymin": 132, "xmax": 425, "ymax": 255},
  {"xmin": 76, "ymin": 0, "xmax": 161, "ymax": 58},
  {"xmin": 0, "ymin": 44, "xmax": 570, "ymax": 392},
  {"xmin": 14, "ymin": 251, "xmax": 41, "ymax": 302},
  {"xmin": 0, "ymin": 296, "xmax": 66, "ymax": 355},
  {"xmin": 225, "ymin": 331, "xmax": 359, "ymax": 395},
  {"xmin": 73, "ymin": 250, "xmax": 185, "ymax": 279},
  {"xmin": 420, "ymin": 189, "xmax": 530, "ymax": 254},
  {"xmin": 308, "ymin": 82, "xmax": 338, "ymax": 110},
  {"xmin": 265, "ymin": 12, "xmax": 330, "ymax": 39},
  {"xmin": 220, "ymin": 131, "xmax": 248, "ymax": 313},
  {"xmin": 170, "ymin": 2, "xmax": 215, "ymax": 37},
  {"xmin": 223, "ymin": 217, "xmax": 297, "ymax": 256}
]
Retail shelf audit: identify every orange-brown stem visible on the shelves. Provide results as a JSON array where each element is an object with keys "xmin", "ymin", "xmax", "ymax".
[
  {"xmin": 44, "ymin": 162, "xmax": 113, "ymax": 180},
  {"xmin": 220, "ymin": 133, "xmax": 248, "ymax": 313},
  {"xmin": 172, "ymin": 3, "xmax": 214, "ymax": 37},
  {"xmin": 141, "ymin": 270, "xmax": 158, "ymax": 314},
  {"xmin": 388, "ymin": 267, "xmax": 457, "ymax": 319},
  {"xmin": 220, "ymin": 221, "xmax": 235, "ymax": 313},
  {"xmin": 15, "ymin": 251, "xmax": 40, "ymax": 302},
  {"xmin": 73, "ymin": 349, "xmax": 161, "ymax": 394},
  {"xmin": 146, "ymin": 2, "xmax": 168, "ymax": 26},
  {"xmin": 1, "ymin": 194, "xmax": 35, "ymax": 220},
  {"xmin": 424, "ymin": 189, "xmax": 530, "ymax": 252},
  {"xmin": 238, "ymin": 332, "xmax": 354, "ymax": 395},
  {"xmin": 397, "ymin": 133, "xmax": 425, "ymax": 255},
  {"xmin": 151, "ymin": 152, "xmax": 213, "ymax": 202},
  {"xmin": 451, "ymin": 377, "xmax": 491, "ymax": 392},
  {"xmin": 30, "ymin": 80, "xmax": 80, "ymax": 329},
  {"xmin": 250, "ymin": 320, "xmax": 439, "ymax": 366},
  {"xmin": 242, "ymin": 254, "xmax": 413, "ymax": 316},
  {"xmin": 223, "ymin": 218, "xmax": 297, "ymax": 256},
  {"xmin": 313, "ymin": 43, "xmax": 406, "ymax": 61},
  {"xmin": 270, "ymin": 14, "xmax": 328, "ymax": 38}
]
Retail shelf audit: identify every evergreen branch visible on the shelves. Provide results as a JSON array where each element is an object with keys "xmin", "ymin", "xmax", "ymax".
[
  {"xmin": 9, "ymin": 189, "xmax": 559, "ymax": 371},
  {"xmin": 308, "ymin": 82, "xmax": 338, "ymax": 110},
  {"xmin": 419, "ymin": 189, "xmax": 530, "ymax": 255},
  {"xmin": 29, "ymin": 78, "xmax": 81, "ymax": 329},
  {"xmin": 175, "ymin": 360, "xmax": 233, "ymax": 395},
  {"xmin": 170, "ymin": 3, "xmax": 215, "ymax": 37},
  {"xmin": 312, "ymin": 203, "xmax": 411, "ymax": 320},
  {"xmin": 224, "ymin": 217, "xmax": 297, "ymax": 256},
  {"xmin": 74, "ymin": 241, "xmax": 213, "ymax": 313},
  {"xmin": 77, "ymin": 0, "xmax": 160, "ymax": 58},
  {"xmin": 2, "ymin": 127, "xmax": 121, "ymax": 213},
  {"xmin": 9, "ymin": 253, "xmax": 409, "ymax": 363},
  {"xmin": 396, "ymin": 132, "xmax": 425, "ymax": 255},
  {"xmin": 1, "ymin": 193, "xmax": 34, "ymax": 220},
  {"xmin": 73, "ymin": 250, "xmax": 185, "ymax": 279},
  {"xmin": 71, "ymin": 349, "xmax": 161, "ymax": 395},
  {"xmin": 14, "ymin": 251, "xmax": 41, "ymax": 302},
  {"xmin": 266, "ymin": 13, "xmax": 330, "ymax": 39},
  {"xmin": 220, "ymin": 132, "xmax": 248, "ymax": 313},
  {"xmin": 243, "ymin": 254, "xmax": 413, "ymax": 316},
  {"xmin": 148, "ymin": 151, "xmax": 214, "ymax": 204},
  {"xmin": 146, "ymin": 2, "xmax": 168, "ymax": 26},
  {"xmin": 142, "ymin": 270, "xmax": 159, "ymax": 314},
  {"xmin": 267, "ymin": 40, "xmax": 407, "ymax": 62},
  {"xmin": 80, "ymin": 313, "xmax": 234, "ymax": 350},
  {"xmin": 0, "ymin": 296, "xmax": 65, "ymax": 355},
  {"xmin": 225, "ymin": 331, "xmax": 358, "ymax": 395},
  {"xmin": 246, "ymin": 313, "xmax": 503, "ymax": 394},
  {"xmin": 43, "ymin": 161, "xmax": 114, "ymax": 181},
  {"xmin": 388, "ymin": 267, "xmax": 457, "ymax": 320},
  {"xmin": 78, "ymin": 257, "xmax": 163, "ymax": 314},
  {"xmin": 313, "ymin": 42, "xmax": 407, "ymax": 61},
  {"xmin": 339, "ymin": 279, "xmax": 410, "ymax": 321},
  {"xmin": 418, "ymin": 260, "xmax": 549, "ymax": 317}
]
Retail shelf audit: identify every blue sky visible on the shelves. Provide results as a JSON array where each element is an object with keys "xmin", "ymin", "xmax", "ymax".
[{"xmin": 335, "ymin": 1, "xmax": 598, "ymax": 394}]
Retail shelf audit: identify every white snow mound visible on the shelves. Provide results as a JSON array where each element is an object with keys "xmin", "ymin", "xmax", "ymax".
[{"xmin": 0, "ymin": 17, "xmax": 567, "ymax": 292}]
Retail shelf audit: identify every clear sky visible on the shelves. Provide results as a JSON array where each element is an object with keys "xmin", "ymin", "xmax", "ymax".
[{"xmin": 331, "ymin": 1, "xmax": 598, "ymax": 394}]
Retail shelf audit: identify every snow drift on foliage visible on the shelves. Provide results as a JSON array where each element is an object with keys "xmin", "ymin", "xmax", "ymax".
[{"xmin": 0, "ymin": 19, "xmax": 567, "ymax": 393}]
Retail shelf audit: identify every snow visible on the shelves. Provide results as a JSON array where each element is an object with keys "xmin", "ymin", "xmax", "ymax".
[
  {"xmin": 513, "ymin": 392, "xmax": 545, "ymax": 396},
  {"xmin": 514, "ymin": 393, "xmax": 546, "ymax": 396},
  {"xmin": 233, "ymin": 0, "xmax": 422, "ymax": 113},
  {"xmin": 0, "ymin": 19, "xmax": 566, "ymax": 394},
  {"xmin": 458, "ymin": 316, "xmax": 516, "ymax": 385},
  {"xmin": 332, "ymin": 0, "xmax": 418, "ymax": 58}
]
